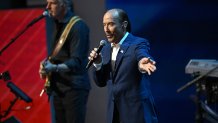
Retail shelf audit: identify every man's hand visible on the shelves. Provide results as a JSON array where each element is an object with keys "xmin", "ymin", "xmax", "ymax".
[
  {"xmin": 39, "ymin": 59, "xmax": 57, "ymax": 79},
  {"xmin": 43, "ymin": 60, "xmax": 57, "ymax": 72},
  {"xmin": 138, "ymin": 57, "xmax": 156, "ymax": 75},
  {"xmin": 39, "ymin": 59, "xmax": 47, "ymax": 79},
  {"xmin": 88, "ymin": 48, "xmax": 102, "ymax": 64}
]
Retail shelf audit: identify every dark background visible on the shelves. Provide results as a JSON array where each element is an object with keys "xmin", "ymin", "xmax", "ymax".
[
  {"xmin": 1, "ymin": 0, "xmax": 218, "ymax": 123},
  {"xmin": 106, "ymin": 0, "xmax": 218, "ymax": 122}
]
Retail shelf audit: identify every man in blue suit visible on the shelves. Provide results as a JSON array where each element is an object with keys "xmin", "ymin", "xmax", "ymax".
[{"xmin": 89, "ymin": 8, "xmax": 158, "ymax": 123}]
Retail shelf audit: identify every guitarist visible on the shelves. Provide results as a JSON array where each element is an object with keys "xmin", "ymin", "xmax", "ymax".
[{"xmin": 39, "ymin": 0, "xmax": 90, "ymax": 123}]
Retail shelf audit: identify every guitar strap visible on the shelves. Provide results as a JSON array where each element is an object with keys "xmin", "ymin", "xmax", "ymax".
[
  {"xmin": 50, "ymin": 16, "xmax": 81, "ymax": 58},
  {"xmin": 40, "ymin": 16, "xmax": 81, "ymax": 98}
]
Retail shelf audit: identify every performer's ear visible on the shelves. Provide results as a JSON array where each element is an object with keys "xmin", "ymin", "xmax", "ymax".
[
  {"xmin": 122, "ymin": 21, "xmax": 128, "ymax": 30},
  {"xmin": 122, "ymin": 21, "xmax": 128, "ymax": 29}
]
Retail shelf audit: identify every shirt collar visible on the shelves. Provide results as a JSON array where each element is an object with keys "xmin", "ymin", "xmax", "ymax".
[{"xmin": 111, "ymin": 32, "xmax": 129, "ymax": 47}]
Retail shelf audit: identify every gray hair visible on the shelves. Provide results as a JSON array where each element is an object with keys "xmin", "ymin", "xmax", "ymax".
[{"xmin": 58, "ymin": 0, "xmax": 73, "ymax": 11}]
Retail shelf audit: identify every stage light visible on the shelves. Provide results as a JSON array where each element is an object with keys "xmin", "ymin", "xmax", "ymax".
[{"xmin": 7, "ymin": 81, "xmax": 32, "ymax": 103}]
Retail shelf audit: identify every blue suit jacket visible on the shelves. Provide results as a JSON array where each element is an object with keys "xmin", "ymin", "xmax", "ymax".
[{"xmin": 94, "ymin": 34, "xmax": 158, "ymax": 123}]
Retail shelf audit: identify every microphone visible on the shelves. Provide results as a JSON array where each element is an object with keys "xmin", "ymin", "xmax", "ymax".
[
  {"xmin": 86, "ymin": 40, "xmax": 107, "ymax": 69},
  {"xmin": 27, "ymin": 10, "xmax": 49, "ymax": 27},
  {"xmin": 7, "ymin": 81, "xmax": 32, "ymax": 103}
]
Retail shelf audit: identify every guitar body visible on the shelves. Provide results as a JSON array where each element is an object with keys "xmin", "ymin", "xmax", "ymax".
[
  {"xmin": 44, "ymin": 71, "xmax": 52, "ymax": 96},
  {"xmin": 40, "ymin": 57, "xmax": 53, "ymax": 98}
]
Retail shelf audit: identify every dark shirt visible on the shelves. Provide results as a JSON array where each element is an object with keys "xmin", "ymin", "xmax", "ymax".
[{"xmin": 50, "ymin": 11, "xmax": 90, "ymax": 94}]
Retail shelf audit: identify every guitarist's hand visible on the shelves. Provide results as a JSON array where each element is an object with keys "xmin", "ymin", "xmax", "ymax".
[
  {"xmin": 39, "ymin": 60, "xmax": 47, "ymax": 79},
  {"xmin": 43, "ymin": 60, "xmax": 57, "ymax": 73}
]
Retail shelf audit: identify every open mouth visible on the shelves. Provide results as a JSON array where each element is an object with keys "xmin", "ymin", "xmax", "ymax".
[{"xmin": 106, "ymin": 34, "xmax": 113, "ymax": 39}]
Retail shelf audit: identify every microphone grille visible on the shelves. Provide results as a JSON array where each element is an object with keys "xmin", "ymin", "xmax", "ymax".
[
  {"xmin": 43, "ymin": 10, "xmax": 49, "ymax": 16},
  {"xmin": 100, "ymin": 40, "xmax": 107, "ymax": 46}
]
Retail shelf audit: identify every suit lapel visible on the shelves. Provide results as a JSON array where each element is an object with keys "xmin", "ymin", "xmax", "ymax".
[
  {"xmin": 114, "ymin": 43, "xmax": 129, "ymax": 73},
  {"xmin": 114, "ymin": 34, "xmax": 133, "ymax": 72}
]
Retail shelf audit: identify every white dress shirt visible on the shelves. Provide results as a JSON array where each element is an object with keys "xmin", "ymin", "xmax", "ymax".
[{"xmin": 94, "ymin": 32, "xmax": 129, "ymax": 70}]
